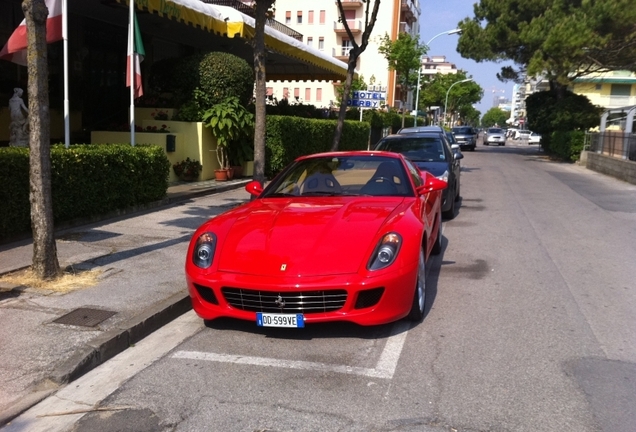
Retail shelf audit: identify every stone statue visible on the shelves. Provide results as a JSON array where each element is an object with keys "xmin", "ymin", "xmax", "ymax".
[{"xmin": 9, "ymin": 88, "xmax": 29, "ymax": 147}]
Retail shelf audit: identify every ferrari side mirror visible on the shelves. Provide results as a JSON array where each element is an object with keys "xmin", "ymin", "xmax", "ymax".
[{"xmin": 245, "ymin": 180, "xmax": 263, "ymax": 196}]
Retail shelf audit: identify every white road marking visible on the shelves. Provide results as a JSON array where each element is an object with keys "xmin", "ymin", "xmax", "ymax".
[
  {"xmin": 2, "ymin": 312, "xmax": 204, "ymax": 432},
  {"xmin": 172, "ymin": 320, "xmax": 412, "ymax": 380}
]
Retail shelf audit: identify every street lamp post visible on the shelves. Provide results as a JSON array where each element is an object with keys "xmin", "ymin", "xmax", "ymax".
[
  {"xmin": 414, "ymin": 28, "xmax": 462, "ymax": 127},
  {"xmin": 444, "ymin": 78, "xmax": 473, "ymax": 127}
]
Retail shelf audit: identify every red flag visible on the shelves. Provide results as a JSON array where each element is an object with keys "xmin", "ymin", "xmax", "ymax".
[{"xmin": 0, "ymin": 0, "xmax": 63, "ymax": 66}]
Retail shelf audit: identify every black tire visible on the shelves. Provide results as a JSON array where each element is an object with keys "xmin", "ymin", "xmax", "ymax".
[
  {"xmin": 454, "ymin": 180, "xmax": 461, "ymax": 202},
  {"xmin": 442, "ymin": 191, "xmax": 456, "ymax": 219},
  {"xmin": 470, "ymin": 145, "xmax": 476, "ymax": 151},
  {"xmin": 431, "ymin": 212, "xmax": 442, "ymax": 255},
  {"xmin": 407, "ymin": 248, "xmax": 426, "ymax": 321}
]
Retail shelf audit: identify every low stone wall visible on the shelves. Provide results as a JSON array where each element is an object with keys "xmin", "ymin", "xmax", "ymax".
[{"xmin": 585, "ymin": 151, "xmax": 636, "ymax": 185}]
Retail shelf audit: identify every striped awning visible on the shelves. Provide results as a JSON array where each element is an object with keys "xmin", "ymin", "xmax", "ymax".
[{"xmin": 127, "ymin": 0, "xmax": 349, "ymax": 81}]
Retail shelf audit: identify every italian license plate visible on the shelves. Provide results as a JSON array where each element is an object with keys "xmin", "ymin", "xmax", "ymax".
[{"xmin": 256, "ymin": 313, "xmax": 305, "ymax": 328}]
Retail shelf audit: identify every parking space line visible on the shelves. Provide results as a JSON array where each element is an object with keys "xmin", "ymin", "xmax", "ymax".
[{"xmin": 171, "ymin": 320, "xmax": 411, "ymax": 380}]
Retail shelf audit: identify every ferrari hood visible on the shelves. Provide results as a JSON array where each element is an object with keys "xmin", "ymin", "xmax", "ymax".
[{"xmin": 217, "ymin": 198, "xmax": 405, "ymax": 277}]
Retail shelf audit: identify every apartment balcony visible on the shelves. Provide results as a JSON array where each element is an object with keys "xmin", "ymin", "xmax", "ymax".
[
  {"xmin": 334, "ymin": 20, "xmax": 362, "ymax": 34},
  {"xmin": 337, "ymin": 0, "xmax": 363, "ymax": 9},
  {"xmin": 332, "ymin": 46, "xmax": 352, "ymax": 62},
  {"xmin": 202, "ymin": 0, "xmax": 303, "ymax": 41},
  {"xmin": 399, "ymin": 22, "xmax": 411, "ymax": 34},
  {"xmin": 597, "ymin": 95, "xmax": 636, "ymax": 109},
  {"xmin": 400, "ymin": 0, "xmax": 417, "ymax": 24}
]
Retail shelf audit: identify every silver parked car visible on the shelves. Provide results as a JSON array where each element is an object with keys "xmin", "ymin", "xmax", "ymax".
[{"xmin": 484, "ymin": 128, "xmax": 506, "ymax": 146}]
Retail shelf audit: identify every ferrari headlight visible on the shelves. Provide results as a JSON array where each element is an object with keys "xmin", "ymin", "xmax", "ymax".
[
  {"xmin": 437, "ymin": 170, "xmax": 449, "ymax": 183},
  {"xmin": 368, "ymin": 233, "xmax": 402, "ymax": 271},
  {"xmin": 192, "ymin": 232, "xmax": 216, "ymax": 269}
]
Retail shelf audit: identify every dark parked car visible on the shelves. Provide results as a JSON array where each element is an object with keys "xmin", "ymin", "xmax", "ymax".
[
  {"xmin": 451, "ymin": 126, "xmax": 477, "ymax": 151},
  {"xmin": 374, "ymin": 132, "xmax": 462, "ymax": 219}
]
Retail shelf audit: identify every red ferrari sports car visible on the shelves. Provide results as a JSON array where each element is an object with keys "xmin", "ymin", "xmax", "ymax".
[{"xmin": 186, "ymin": 151, "xmax": 447, "ymax": 327}]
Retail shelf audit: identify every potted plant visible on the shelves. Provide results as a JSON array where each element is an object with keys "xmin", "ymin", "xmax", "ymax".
[
  {"xmin": 202, "ymin": 96, "xmax": 254, "ymax": 178},
  {"xmin": 172, "ymin": 157, "xmax": 202, "ymax": 182}
]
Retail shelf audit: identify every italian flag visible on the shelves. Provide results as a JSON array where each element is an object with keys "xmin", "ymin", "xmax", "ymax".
[
  {"xmin": 126, "ymin": 12, "xmax": 145, "ymax": 99},
  {"xmin": 0, "ymin": 0, "xmax": 63, "ymax": 65}
]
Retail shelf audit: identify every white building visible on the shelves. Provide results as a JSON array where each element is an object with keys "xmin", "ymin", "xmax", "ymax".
[
  {"xmin": 266, "ymin": 0, "xmax": 421, "ymax": 110},
  {"xmin": 420, "ymin": 56, "xmax": 458, "ymax": 77}
]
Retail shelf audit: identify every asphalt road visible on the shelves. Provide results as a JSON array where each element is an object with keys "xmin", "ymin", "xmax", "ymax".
[{"xmin": 7, "ymin": 141, "xmax": 636, "ymax": 432}]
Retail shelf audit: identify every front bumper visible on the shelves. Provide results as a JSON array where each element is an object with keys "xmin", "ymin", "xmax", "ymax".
[{"xmin": 187, "ymin": 264, "xmax": 418, "ymax": 326}]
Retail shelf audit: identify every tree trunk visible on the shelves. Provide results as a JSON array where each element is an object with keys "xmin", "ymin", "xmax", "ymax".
[
  {"xmin": 252, "ymin": 0, "xmax": 274, "ymax": 187},
  {"xmin": 331, "ymin": 58, "xmax": 358, "ymax": 151},
  {"xmin": 24, "ymin": 0, "xmax": 60, "ymax": 279}
]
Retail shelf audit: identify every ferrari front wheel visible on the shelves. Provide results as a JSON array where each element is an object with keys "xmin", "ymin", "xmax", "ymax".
[{"xmin": 407, "ymin": 248, "xmax": 426, "ymax": 321}]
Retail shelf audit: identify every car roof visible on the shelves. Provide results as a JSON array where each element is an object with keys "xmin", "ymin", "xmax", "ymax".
[
  {"xmin": 295, "ymin": 150, "xmax": 405, "ymax": 162},
  {"xmin": 397, "ymin": 126, "xmax": 444, "ymax": 133},
  {"xmin": 382, "ymin": 132, "xmax": 446, "ymax": 139}
]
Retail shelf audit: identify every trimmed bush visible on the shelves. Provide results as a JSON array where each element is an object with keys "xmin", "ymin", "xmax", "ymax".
[
  {"xmin": 173, "ymin": 52, "xmax": 254, "ymax": 121},
  {"xmin": 0, "ymin": 144, "xmax": 170, "ymax": 240},
  {"xmin": 548, "ymin": 130, "xmax": 586, "ymax": 162},
  {"xmin": 265, "ymin": 116, "xmax": 370, "ymax": 176}
]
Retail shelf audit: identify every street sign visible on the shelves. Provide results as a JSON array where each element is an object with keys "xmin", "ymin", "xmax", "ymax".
[{"xmin": 347, "ymin": 90, "xmax": 386, "ymax": 108}]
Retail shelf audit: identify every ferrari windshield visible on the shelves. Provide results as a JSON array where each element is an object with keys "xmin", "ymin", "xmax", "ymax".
[
  {"xmin": 263, "ymin": 155, "xmax": 414, "ymax": 198},
  {"xmin": 374, "ymin": 136, "xmax": 447, "ymax": 163}
]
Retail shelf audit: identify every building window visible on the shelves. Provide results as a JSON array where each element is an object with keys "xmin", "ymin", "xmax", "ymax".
[
  {"xmin": 316, "ymin": 88, "xmax": 322, "ymax": 102},
  {"xmin": 305, "ymin": 88, "xmax": 311, "ymax": 101},
  {"xmin": 595, "ymin": 84, "xmax": 602, "ymax": 90},
  {"xmin": 294, "ymin": 88, "xmax": 300, "ymax": 100},
  {"xmin": 342, "ymin": 38, "xmax": 352, "ymax": 56},
  {"xmin": 308, "ymin": 10, "xmax": 314, "ymax": 24},
  {"xmin": 266, "ymin": 87, "xmax": 273, "ymax": 96},
  {"xmin": 297, "ymin": 11, "xmax": 302, "ymax": 24},
  {"xmin": 283, "ymin": 87, "xmax": 289, "ymax": 99},
  {"xmin": 285, "ymin": 11, "xmax": 291, "ymax": 24},
  {"xmin": 319, "ymin": 10, "xmax": 325, "ymax": 24},
  {"xmin": 318, "ymin": 37, "xmax": 324, "ymax": 50},
  {"xmin": 307, "ymin": 37, "xmax": 313, "ymax": 47}
]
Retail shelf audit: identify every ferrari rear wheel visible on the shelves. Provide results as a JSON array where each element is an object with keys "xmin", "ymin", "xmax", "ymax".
[{"xmin": 408, "ymin": 248, "xmax": 426, "ymax": 321}]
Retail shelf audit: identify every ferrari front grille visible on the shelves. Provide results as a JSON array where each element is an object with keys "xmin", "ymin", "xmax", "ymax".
[{"xmin": 221, "ymin": 288, "xmax": 347, "ymax": 314}]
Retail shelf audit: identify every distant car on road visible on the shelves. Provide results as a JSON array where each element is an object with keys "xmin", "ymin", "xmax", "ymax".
[
  {"xmin": 514, "ymin": 130, "xmax": 531, "ymax": 140},
  {"xmin": 484, "ymin": 128, "xmax": 506, "ymax": 146},
  {"xmin": 451, "ymin": 126, "xmax": 477, "ymax": 151},
  {"xmin": 529, "ymin": 132, "xmax": 542, "ymax": 144}
]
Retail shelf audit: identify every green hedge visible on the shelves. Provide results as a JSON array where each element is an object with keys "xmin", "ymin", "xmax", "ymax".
[
  {"xmin": 546, "ymin": 130, "xmax": 586, "ymax": 162},
  {"xmin": 265, "ymin": 116, "xmax": 370, "ymax": 176},
  {"xmin": 0, "ymin": 144, "xmax": 170, "ymax": 240}
]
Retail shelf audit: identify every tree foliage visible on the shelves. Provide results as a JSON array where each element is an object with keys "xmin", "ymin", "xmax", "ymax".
[
  {"xmin": 481, "ymin": 107, "xmax": 508, "ymax": 127},
  {"xmin": 525, "ymin": 90, "xmax": 601, "ymax": 137},
  {"xmin": 417, "ymin": 71, "xmax": 483, "ymax": 122},
  {"xmin": 378, "ymin": 32, "xmax": 426, "ymax": 127},
  {"xmin": 457, "ymin": 0, "xmax": 636, "ymax": 88},
  {"xmin": 331, "ymin": 0, "xmax": 382, "ymax": 151}
]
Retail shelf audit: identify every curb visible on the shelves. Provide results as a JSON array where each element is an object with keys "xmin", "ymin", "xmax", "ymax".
[{"xmin": 51, "ymin": 292, "xmax": 192, "ymax": 384}]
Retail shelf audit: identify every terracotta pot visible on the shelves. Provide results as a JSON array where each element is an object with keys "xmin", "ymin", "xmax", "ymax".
[
  {"xmin": 231, "ymin": 165, "xmax": 243, "ymax": 178},
  {"xmin": 214, "ymin": 169, "xmax": 228, "ymax": 181}
]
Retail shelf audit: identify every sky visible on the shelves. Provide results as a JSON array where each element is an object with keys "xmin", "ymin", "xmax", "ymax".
[{"xmin": 418, "ymin": 0, "xmax": 514, "ymax": 115}]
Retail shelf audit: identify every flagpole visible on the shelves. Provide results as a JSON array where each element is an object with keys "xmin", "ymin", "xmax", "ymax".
[
  {"xmin": 129, "ymin": 0, "xmax": 135, "ymax": 147},
  {"xmin": 62, "ymin": 0, "xmax": 69, "ymax": 148}
]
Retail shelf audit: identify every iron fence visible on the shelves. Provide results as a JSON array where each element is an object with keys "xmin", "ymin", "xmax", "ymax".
[{"xmin": 586, "ymin": 131, "xmax": 636, "ymax": 161}]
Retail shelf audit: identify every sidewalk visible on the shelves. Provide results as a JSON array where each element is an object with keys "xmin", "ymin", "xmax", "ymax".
[{"xmin": 0, "ymin": 177, "xmax": 251, "ymax": 426}]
